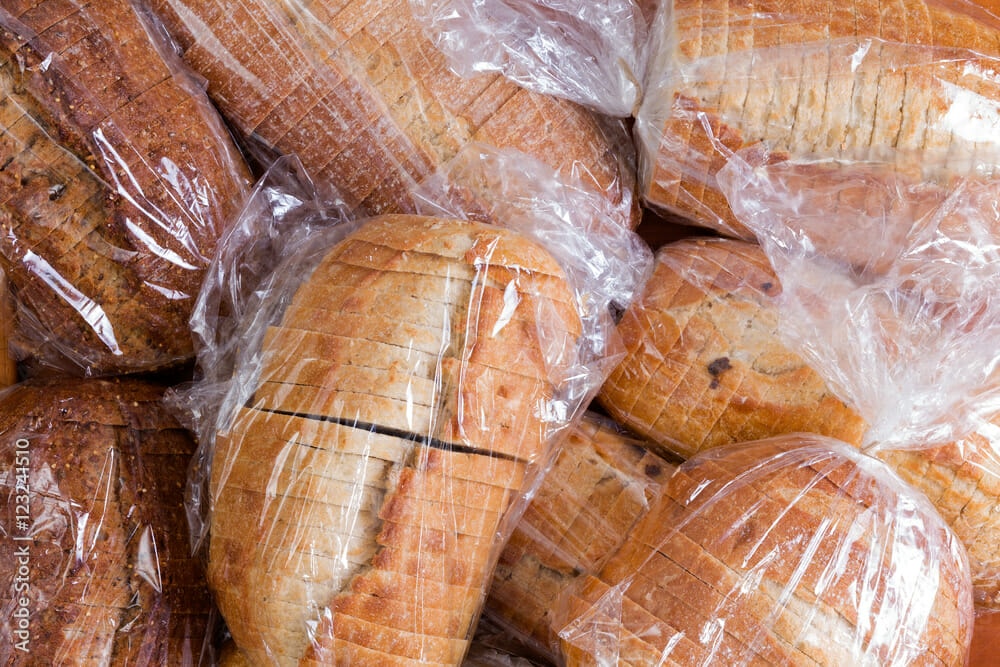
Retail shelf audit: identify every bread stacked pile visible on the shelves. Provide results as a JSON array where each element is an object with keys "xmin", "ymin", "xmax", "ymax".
[
  {"xmin": 207, "ymin": 215, "xmax": 583, "ymax": 664},
  {"xmin": 0, "ymin": 0, "xmax": 250, "ymax": 374},
  {"xmin": 0, "ymin": 378, "xmax": 212, "ymax": 663}
]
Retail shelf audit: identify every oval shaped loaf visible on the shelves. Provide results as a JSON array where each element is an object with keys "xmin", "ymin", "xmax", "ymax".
[
  {"xmin": 146, "ymin": 0, "xmax": 636, "ymax": 227},
  {"xmin": 598, "ymin": 237, "xmax": 867, "ymax": 460},
  {"xmin": 208, "ymin": 214, "xmax": 582, "ymax": 665},
  {"xmin": 558, "ymin": 437, "xmax": 973, "ymax": 666},
  {"xmin": 0, "ymin": 377, "xmax": 211, "ymax": 665},
  {"xmin": 0, "ymin": 1, "xmax": 250, "ymax": 374}
]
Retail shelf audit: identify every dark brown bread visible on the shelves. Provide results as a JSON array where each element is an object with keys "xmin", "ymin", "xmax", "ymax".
[
  {"xmin": 598, "ymin": 237, "xmax": 867, "ymax": 460},
  {"xmin": 641, "ymin": 0, "xmax": 1000, "ymax": 237},
  {"xmin": 209, "ymin": 215, "xmax": 581, "ymax": 665},
  {"xmin": 0, "ymin": 1, "xmax": 250, "ymax": 374},
  {"xmin": 485, "ymin": 414, "xmax": 676, "ymax": 663},
  {"xmin": 146, "ymin": 0, "xmax": 637, "ymax": 227},
  {"xmin": 558, "ymin": 438, "xmax": 973, "ymax": 666},
  {"xmin": 0, "ymin": 377, "xmax": 211, "ymax": 665}
]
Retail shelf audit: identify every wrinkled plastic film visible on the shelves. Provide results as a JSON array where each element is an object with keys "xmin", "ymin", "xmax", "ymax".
[
  {"xmin": 144, "ymin": 0, "xmax": 638, "ymax": 228},
  {"xmin": 637, "ymin": 1, "xmax": 1000, "ymax": 236},
  {"xmin": 0, "ymin": 378, "xmax": 215, "ymax": 665},
  {"xmin": 484, "ymin": 412, "xmax": 674, "ymax": 663},
  {"xmin": 181, "ymin": 151, "xmax": 650, "ymax": 663},
  {"xmin": 717, "ymin": 152, "xmax": 1000, "ymax": 451},
  {"xmin": 409, "ymin": 0, "xmax": 648, "ymax": 117},
  {"xmin": 555, "ymin": 436, "xmax": 975, "ymax": 666},
  {"xmin": 0, "ymin": 1, "xmax": 251, "ymax": 375}
]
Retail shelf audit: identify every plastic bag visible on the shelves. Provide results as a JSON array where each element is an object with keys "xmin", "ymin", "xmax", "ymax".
[
  {"xmin": 412, "ymin": 0, "xmax": 1000, "ymax": 238},
  {"xmin": 555, "ymin": 435, "xmax": 974, "ymax": 666},
  {"xmin": 0, "ymin": 1, "xmax": 252, "ymax": 375},
  {"xmin": 484, "ymin": 412, "xmax": 674, "ymax": 663},
  {"xmin": 176, "ymin": 144, "xmax": 652, "ymax": 664},
  {"xmin": 143, "ymin": 0, "xmax": 638, "ymax": 229},
  {"xmin": 0, "ymin": 377, "xmax": 214, "ymax": 664}
]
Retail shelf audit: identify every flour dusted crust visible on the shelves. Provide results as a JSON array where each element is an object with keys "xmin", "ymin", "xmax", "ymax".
[
  {"xmin": 0, "ymin": 378, "xmax": 211, "ymax": 664},
  {"xmin": 209, "ymin": 215, "xmax": 581, "ymax": 664},
  {"xmin": 641, "ymin": 0, "xmax": 1000, "ymax": 237},
  {"xmin": 0, "ymin": 1, "xmax": 250, "ymax": 373},
  {"xmin": 558, "ymin": 438, "xmax": 973, "ymax": 666},
  {"xmin": 598, "ymin": 237, "xmax": 867, "ymax": 460}
]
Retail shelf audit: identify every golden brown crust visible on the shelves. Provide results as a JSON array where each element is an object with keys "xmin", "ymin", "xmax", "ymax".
[
  {"xmin": 0, "ymin": 377, "xmax": 211, "ymax": 664},
  {"xmin": 209, "ymin": 215, "xmax": 579, "ymax": 664},
  {"xmin": 599, "ymin": 238, "xmax": 867, "ymax": 459},
  {"xmin": 0, "ymin": 1, "xmax": 250, "ymax": 374},
  {"xmin": 643, "ymin": 0, "xmax": 1000, "ymax": 237}
]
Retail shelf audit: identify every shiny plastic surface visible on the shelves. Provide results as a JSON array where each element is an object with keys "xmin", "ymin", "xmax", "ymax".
[
  {"xmin": 0, "ymin": 1, "xmax": 251, "ymax": 375},
  {"xmin": 0, "ymin": 378, "xmax": 213, "ymax": 665}
]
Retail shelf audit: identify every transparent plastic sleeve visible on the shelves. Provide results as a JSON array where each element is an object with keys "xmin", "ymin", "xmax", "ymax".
[
  {"xmin": 409, "ymin": 0, "xmax": 649, "ymax": 117},
  {"xmin": 718, "ymin": 152, "xmax": 1000, "ymax": 451},
  {"xmin": 177, "ymin": 146, "xmax": 652, "ymax": 664},
  {"xmin": 484, "ymin": 412, "xmax": 675, "ymax": 663},
  {"xmin": 637, "ymin": 0, "xmax": 1000, "ymax": 237},
  {"xmin": 0, "ymin": 377, "xmax": 214, "ymax": 665},
  {"xmin": 555, "ymin": 435, "xmax": 975, "ymax": 666},
  {"xmin": 0, "ymin": 1, "xmax": 252, "ymax": 375},
  {"xmin": 143, "ymin": 0, "xmax": 638, "ymax": 229}
]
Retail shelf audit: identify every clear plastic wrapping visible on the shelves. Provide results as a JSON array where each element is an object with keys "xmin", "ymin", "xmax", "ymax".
[
  {"xmin": 555, "ymin": 435, "xmax": 975, "ymax": 666},
  {"xmin": 0, "ymin": 1, "xmax": 252, "ymax": 375},
  {"xmin": 178, "ymin": 147, "xmax": 652, "ymax": 664},
  {"xmin": 484, "ymin": 412, "xmax": 674, "ymax": 663},
  {"xmin": 143, "ymin": 0, "xmax": 638, "ymax": 229},
  {"xmin": 0, "ymin": 377, "xmax": 214, "ymax": 664}
]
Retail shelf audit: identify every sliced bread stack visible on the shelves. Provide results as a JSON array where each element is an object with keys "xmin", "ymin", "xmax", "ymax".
[
  {"xmin": 640, "ymin": 0, "xmax": 1000, "ymax": 237},
  {"xmin": 558, "ymin": 437, "xmax": 973, "ymax": 666},
  {"xmin": 208, "ymin": 215, "xmax": 582, "ymax": 665},
  {"xmin": 0, "ymin": 1, "xmax": 251, "ymax": 373},
  {"xmin": 485, "ymin": 413, "xmax": 675, "ymax": 662},
  {"xmin": 146, "ymin": 0, "xmax": 635, "ymax": 225},
  {"xmin": 598, "ymin": 237, "xmax": 867, "ymax": 460},
  {"xmin": 0, "ymin": 378, "xmax": 211, "ymax": 664}
]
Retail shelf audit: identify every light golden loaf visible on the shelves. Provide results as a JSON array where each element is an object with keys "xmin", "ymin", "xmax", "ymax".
[{"xmin": 208, "ymin": 215, "xmax": 582, "ymax": 665}]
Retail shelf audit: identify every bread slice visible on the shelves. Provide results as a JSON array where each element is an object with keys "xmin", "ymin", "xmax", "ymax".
[
  {"xmin": 208, "ymin": 215, "xmax": 580, "ymax": 664},
  {"xmin": 641, "ymin": 0, "xmax": 1000, "ymax": 237},
  {"xmin": 0, "ymin": 1, "xmax": 250, "ymax": 373}
]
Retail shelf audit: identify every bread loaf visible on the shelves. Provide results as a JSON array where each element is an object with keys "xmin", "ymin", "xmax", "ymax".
[
  {"xmin": 640, "ymin": 0, "xmax": 1000, "ymax": 237},
  {"xmin": 145, "ymin": 0, "xmax": 636, "ymax": 226},
  {"xmin": 0, "ymin": 1, "xmax": 250, "ymax": 374},
  {"xmin": 485, "ymin": 413, "xmax": 675, "ymax": 663},
  {"xmin": 0, "ymin": 378, "xmax": 212, "ymax": 664},
  {"xmin": 208, "ymin": 215, "xmax": 582, "ymax": 665},
  {"xmin": 598, "ymin": 237, "xmax": 867, "ymax": 460},
  {"xmin": 557, "ymin": 437, "xmax": 973, "ymax": 666}
]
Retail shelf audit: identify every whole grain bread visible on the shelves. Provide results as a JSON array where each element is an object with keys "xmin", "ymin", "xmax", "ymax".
[
  {"xmin": 484, "ymin": 413, "xmax": 676, "ymax": 664},
  {"xmin": 0, "ymin": 1, "xmax": 250, "ymax": 374},
  {"xmin": 640, "ymin": 0, "xmax": 1000, "ymax": 237},
  {"xmin": 209, "ymin": 215, "xmax": 581, "ymax": 665},
  {"xmin": 557, "ymin": 438, "xmax": 973, "ymax": 666},
  {"xmin": 598, "ymin": 237, "xmax": 867, "ymax": 460},
  {"xmin": 0, "ymin": 377, "xmax": 212, "ymax": 665},
  {"xmin": 145, "ymin": 0, "xmax": 637, "ymax": 227}
]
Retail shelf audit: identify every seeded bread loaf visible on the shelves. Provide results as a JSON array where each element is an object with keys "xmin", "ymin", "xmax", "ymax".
[
  {"xmin": 0, "ymin": 377, "xmax": 211, "ymax": 664},
  {"xmin": 146, "ymin": 0, "xmax": 637, "ymax": 227},
  {"xmin": 208, "ymin": 215, "xmax": 582, "ymax": 665},
  {"xmin": 0, "ymin": 1, "xmax": 250, "ymax": 374},
  {"xmin": 485, "ymin": 413, "xmax": 675, "ymax": 663},
  {"xmin": 598, "ymin": 237, "xmax": 867, "ymax": 460},
  {"xmin": 640, "ymin": 0, "xmax": 1000, "ymax": 237},
  {"xmin": 558, "ymin": 438, "xmax": 973, "ymax": 666}
]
